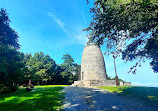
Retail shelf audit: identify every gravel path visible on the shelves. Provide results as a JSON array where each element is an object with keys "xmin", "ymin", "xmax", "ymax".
[{"xmin": 62, "ymin": 86, "xmax": 158, "ymax": 111}]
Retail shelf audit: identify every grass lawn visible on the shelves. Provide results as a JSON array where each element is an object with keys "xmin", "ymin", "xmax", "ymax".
[
  {"xmin": 0, "ymin": 85, "xmax": 68, "ymax": 111},
  {"xmin": 98, "ymin": 86, "xmax": 158, "ymax": 106}
]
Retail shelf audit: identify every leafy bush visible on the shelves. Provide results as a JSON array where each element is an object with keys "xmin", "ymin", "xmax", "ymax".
[
  {"xmin": 0, "ymin": 85, "xmax": 19, "ymax": 94},
  {"xmin": 30, "ymin": 85, "xmax": 34, "ymax": 88},
  {"xmin": 11, "ymin": 86, "xmax": 19, "ymax": 92}
]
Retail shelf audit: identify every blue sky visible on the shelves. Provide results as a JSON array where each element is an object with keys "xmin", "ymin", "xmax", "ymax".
[{"xmin": 0, "ymin": 0, "xmax": 158, "ymax": 87}]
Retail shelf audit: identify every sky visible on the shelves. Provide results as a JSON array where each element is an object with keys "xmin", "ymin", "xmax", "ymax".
[{"xmin": 0, "ymin": 0, "xmax": 158, "ymax": 87}]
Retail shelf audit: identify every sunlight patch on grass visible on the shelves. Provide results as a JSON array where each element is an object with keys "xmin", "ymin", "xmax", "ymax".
[
  {"xmin": 16, "ymin": 96, "xmax": 41, "ymax": 103},
  {"xmin": 0, "ymin": 85, "xmax": 66, "ymax": 111},
  {"xmin": 35, "ymin": 85, "xmax": 69, "ymax": 88},
  {"xmin": 0, "ymin": 96, "xmax": 17, "ymax": 103},
  {"xmin": 147, "ymin": 96, "xmax": 158, "ymax": 100},
  {"xmin": 0, "ymin": 93, "xmax": 42, "ymax": 103},
  {"xmin": 98, "ymin": 86, "xmax": 131, "ymax": 93}
]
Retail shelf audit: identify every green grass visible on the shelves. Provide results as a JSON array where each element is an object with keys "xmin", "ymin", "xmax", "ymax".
[
  {"xmin": 0, "ymin": 85, "xmax": 68, "ymax": 111},
  {"xmin": 98, "ymin": 86, "xmax": 131, "ymax": 93},
  {"xmin": 35, "ymin": 85, "xmax": 68, "ymax": 88},
  {"xmin": 98, "ymin": 86, "xmax": 158, "ymax": 106}
]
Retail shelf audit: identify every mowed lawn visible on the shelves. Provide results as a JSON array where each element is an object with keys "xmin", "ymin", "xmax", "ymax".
[
  {"xmin": 98, "ymin": 86, "xmax": 158, "ymax": 107},
  {"xmin": 0, "ymin": 85, "xmax": 68, "ymax": 111}
]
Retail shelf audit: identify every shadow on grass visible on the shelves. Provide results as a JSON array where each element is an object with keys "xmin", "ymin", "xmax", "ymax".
[
  {"xmin": 119, "ymin": 86, "xmax": 158, "ymax": 107},
  {"xmin": 0, "ymin": 86, "xmax": 65, "ymax": 111}
]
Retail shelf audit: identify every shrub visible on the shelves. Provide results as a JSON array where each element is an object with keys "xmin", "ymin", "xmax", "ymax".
[
  {"xmin": 11, "ymin": 86, "xmax": 19, "ymax": 92},
  {"xmin": 0, "ymin": 85, "xmax": 19, "ymax": 94},
  {"xmin": 30, "ymin": 85, "xmax": 34, "ymax": 88}
]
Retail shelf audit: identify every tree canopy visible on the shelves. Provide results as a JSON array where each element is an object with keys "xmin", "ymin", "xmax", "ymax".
[
  {"xmin": 0, "ymin": 8, "xmax": 20, "ymax": 49},
  {"xmin": 85, "ymin": 0, "xmax": 158, "ymax": 73},
  {"xmin": 24, "ymin": 52, "xmax": 58, "ymax": 81},
  {"xmin": 61, "ymin": 54, "xmax": 80, "ymax": 84},
  {"xmin": 61, "ymin": 54, "xmax": 74, "ymax": 72},
  {"xmin": 0, "ymin": 8, "xmax": 25, "ymax": 93}
]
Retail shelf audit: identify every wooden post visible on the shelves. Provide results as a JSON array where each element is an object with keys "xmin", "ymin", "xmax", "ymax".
[{"xmin": 113, "ymin": 55, "xmax": 120, "ymax": 86}]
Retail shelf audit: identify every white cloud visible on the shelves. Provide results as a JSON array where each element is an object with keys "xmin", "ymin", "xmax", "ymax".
[
  {"xmin": 47, "ymin": 12, "xmax": 63, "ymax": 29},
  {"xmin": 82, "ymin": 12, "xmax": 87, "ymax": 24},
  {"xmin": 47, "ymin": 12, "xmax": 88, "ymax": 45},
  {"xmin": 74, "ymin": 32, "xmax": 88, "ymax": 45},
  {"xmin": 47, "ymin": 12, "xmax": 70, "ymax": 36}
]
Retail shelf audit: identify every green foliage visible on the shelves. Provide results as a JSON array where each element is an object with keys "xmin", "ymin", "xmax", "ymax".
[
  {"xmin": 61, "ymin": 54, "xmax": 80, "ymax": 84},
  {"xmin": 0, "ymin": 8, "xmax": 25, "ymax": 92},
  {"xmin": 0, "ymin": 85, "xmax": 66, "ymax": 111},
  {"xmin": 85, "ymin": 0, "xmax": 158, "ymax": 73},
  {"xmin": 0, "ymin": 8, "xmax": 20, "ymax": 49},
  {"xmin": 61, "ymin": 54, "xmax": 74, "ymax": 72},
  {"xmin": 144, "ymin": 37, "xmax": 158, "ymax": 71},
  {"xmin": 24, "ymin": 52, "xmax": 63, "ymax": 85},
  {"xmin": 23, "ymin": 52, "xmax": 80, "ymax": 85},
  {"xmin": 0, "ymin": 85, "xmax": 19, "ymax": 94},
  {"xmin": 106, "ymin": 75, "xmax": 124, "ymax": 82},
  {"xmin": 73, "ymin": 63, "xmax": 81, "ymax": 81}
]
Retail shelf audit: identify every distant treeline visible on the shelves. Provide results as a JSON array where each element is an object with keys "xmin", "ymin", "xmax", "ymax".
[{"xmin": 22, "ymin": 52, "xmax": 80, "ymax": 86}]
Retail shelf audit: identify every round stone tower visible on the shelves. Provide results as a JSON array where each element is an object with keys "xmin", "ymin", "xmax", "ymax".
[
  {"xmin": 81, "ymin": 44, "xmax": 107, "ymax": 81},
  {"xmin": 72, "ymin": 44, "xmax": 117, "ymax": 86}
]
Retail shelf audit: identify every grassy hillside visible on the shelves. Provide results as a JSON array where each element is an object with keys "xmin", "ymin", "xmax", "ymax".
[
  {"xmin": 98, "ymin": 86, "xmax": 158, "ymax": 107},
  {"xmin": 0, "ymin": 85, "xmax": 68, "ymax": 111}
]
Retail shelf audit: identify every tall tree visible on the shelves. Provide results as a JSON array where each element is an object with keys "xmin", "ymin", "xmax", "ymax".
[
  {"xmin": 73, "ymin": 63, "xmax": 81, "ymax": 81},
  {"xmin": 0, "ymin": 8, "xmax": 24, "ymax": 92},
  {"xmin": 0, "ymin": 8, "xmax": 20, "ymax": 49},
  {"xmin": 85, "ymin": 0, "xmax": 158, "ymax": 73},
  {"xmin": 25, "ymin": 52, "xmax": 58, "ymax": 82},
  {"xmin": 61, "ymin": 54, "xmax": 80, "ymax": 84},
  {"xmin": 61, "ymin": 54, "xmax": 74, "ymax": 72}
]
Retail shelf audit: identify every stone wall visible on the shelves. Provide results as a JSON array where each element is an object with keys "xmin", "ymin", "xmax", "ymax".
[
  {"xmin": 72, "ymin": 80, "xmax": 117, "ymax": 86},
  {"xmin": 83, "ymin": 80, "xmax": 116, "ymax": 86},
  {"xmin": 120, "ymin": 81, "xmax": 132, "ymax": 86}
]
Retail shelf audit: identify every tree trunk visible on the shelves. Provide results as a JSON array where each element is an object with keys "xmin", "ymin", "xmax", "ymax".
[{"xmin": 29, "ymin": 80, "xmax": 31, "ymax": 86}]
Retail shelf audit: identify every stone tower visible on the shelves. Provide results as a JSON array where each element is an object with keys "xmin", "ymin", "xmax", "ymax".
[
  {"xmin": 81, "ymin": 44, "xmax": 107, "ymax": 81},
  {"xmin": 73, "ymin": 44, "xmax": 116, "ymax": 86}
]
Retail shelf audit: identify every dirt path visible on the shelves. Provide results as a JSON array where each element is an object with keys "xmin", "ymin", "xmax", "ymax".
[{"xmin": 62, "ymin": 86, "xmax": 158, "ymax": 111}]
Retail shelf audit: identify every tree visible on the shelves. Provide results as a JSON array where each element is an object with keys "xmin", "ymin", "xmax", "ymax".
[
  {"xmin": 61, "ymin": 54, "xmax": 74, "ymax": 72},
  {"xmin": 0, "ymin": 8, "xmax": 20, "ymax": 49},
  {"xmin": 25, "ymin": 52, "xmax": 59, "ymax": 84},
  {"xmin": 24, "ymin": 52, "xmax": 81, "ymax": 85},
  {"xmin": 60, "ymin": 54, "xmax": 74, "ymax": 84},
  {"xmin": 84, "ymin": 0, "xmax": 158, "ymax": 73},
  {"xmin": 0, "ymin": 8, "xmax": 25, "ymax": 93},
  {"xmin": 72, "ymin": 63, "xmax": 81, "ymax": 81},
  {"xmin": 61, "ymin": 54, "xmax": 80, "ymax": 84}
]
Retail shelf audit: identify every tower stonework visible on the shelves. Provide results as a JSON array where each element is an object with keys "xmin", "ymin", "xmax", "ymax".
[
  {"xmin": 73, "ymin": 44, "xmax": 116, "ymax": 86},
  {"xmin": 81, "ymin": 44, "xmax": 107, "ymax": 81}
]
